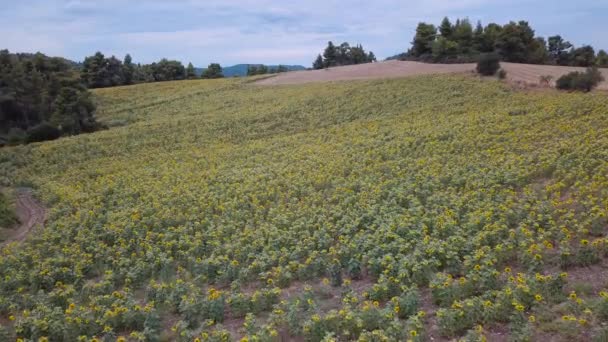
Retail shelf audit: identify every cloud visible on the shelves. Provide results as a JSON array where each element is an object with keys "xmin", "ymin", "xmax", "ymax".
[{"xmin": 0, "ymin": 0, "xmax": 606, "ymax": 65}]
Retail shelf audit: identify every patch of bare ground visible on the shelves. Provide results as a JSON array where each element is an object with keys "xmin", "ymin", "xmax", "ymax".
[
  {"xmin": 0, "ymin": 188, "xmax": 46, "ymax": 247},
  {"xmin": 255, "ymin": 60, "xmax": 608, "ymax": 90}
]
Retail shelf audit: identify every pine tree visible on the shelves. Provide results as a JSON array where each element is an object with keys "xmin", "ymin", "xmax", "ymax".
[
  {"xmin": 439, "ymin": 17, "xmax": 453, "ymax": 39},
  {"xmin": 323, "ymin": 42, "xmax": 337, "ymax": 67},
  {"xmin": 313, "ymin": 54, "xmax": 324, "ymax": 69},
  {"xmin": 186, "ymin": 62, "xmax": 196, "ymax": 79}
]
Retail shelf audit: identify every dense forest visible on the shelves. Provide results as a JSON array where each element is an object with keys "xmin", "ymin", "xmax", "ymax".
[
  {"xmin": 0, "ymin": 50, "xmax": 101, "ymax": 145},
  {"xmin": 312, "ymin": 42, "xmax": 376, "ymax": 69},
  {"xmin": 81, "ymin": 52, "xmax": 224, "ymax": 88},
  {"xmin": 406, "ymin": 17, "xmax": 608, "ymax": 66}
]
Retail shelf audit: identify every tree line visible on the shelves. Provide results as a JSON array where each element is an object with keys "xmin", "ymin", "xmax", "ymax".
[
  {"xmin": 408, "ymin": 17, "xmax": 608, "ymax": 67},
  {"xmin": 0, "ymin": 50, "xmax": 101, "ymax": 145},
  {"xmin": 312, "ymin": 42, "xmax": 376, "ymax": 69},
  {"xmin": 81, "ymin": 52, "xmax": 224, "ymax": 88},
  {"xmin": 247, "ymin": 64, "xmax": 289, "ymax": 76}
]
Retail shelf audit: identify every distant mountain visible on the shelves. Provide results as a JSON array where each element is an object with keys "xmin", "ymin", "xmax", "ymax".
[{"xmin": 195, "ymin": 64, "xmax": 306, "ymax": 77}]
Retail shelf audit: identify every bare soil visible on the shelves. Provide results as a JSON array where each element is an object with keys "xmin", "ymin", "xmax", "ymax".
[
  {"xmin": 255, "ymin": 60, "xmax": 608, "ymax": 90},
  {"xmin": 0, "ymin": 189, "xmax": 46, "ymax": 246}
]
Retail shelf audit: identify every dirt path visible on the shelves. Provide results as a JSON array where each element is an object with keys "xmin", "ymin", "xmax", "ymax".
[
  {"xmin": 1, "ymin": 189, "xmax": 46, "ymax": 246},
  {"xmin": 255, "ymin": 60, "xmax": 608, "ymax": 89}
]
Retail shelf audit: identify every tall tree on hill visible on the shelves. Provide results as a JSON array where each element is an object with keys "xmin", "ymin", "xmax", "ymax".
[
  {"xmin": 495, "ymin": 21, "xmax": 537, "ymax": 63},
  {"xmin": 570, "ymin": 45, "xmax": 596, "ymax": 67},
  {"xmin": 123, "ymin": 54, "xmax": 134, "ymax": 85},
  {"xmin": 323, "ymin": 41, "xmax": 338, "ymax": 67},
  {"xmin": 439, "ymin": 17, "xmax": 454, "ymax": 39},
  {"xmin": 367, "ymin": 51, "xmax": 376, "ymax": 62},
  {"xmin": 81, "ymin": 52, "xmax": 109, "ymax": 88},
  {"xmin": 452, "ymin": 18, "xmax": 474, "ymax": 54},
  {"xmin": 313, "ymin": 54, "xmax": 324, "ymax": 69},
  {"xmin": 597, "ymin": 50, "xmax": 608, "ymax": 67},
  {"xmin": 202, "ymin": 63, "xmax": 224, "ymax": 79},
  {"xmin": 412, "ymin": 23, "xmax": 437, "ymax": 57},
  {"xmin": 186, "ymin": 62, "xmax": 196, "ymax": 79},
  {"xmin": 472, "ymin": 21, "xmax": 484, "ymax": 52},
  {"xmin": 480, "ymin": 23, "xmax": 502, "ymax": 53},
  {"xmin": 548, "ymin": 35, "xmax": 573, "ymax": 65}
]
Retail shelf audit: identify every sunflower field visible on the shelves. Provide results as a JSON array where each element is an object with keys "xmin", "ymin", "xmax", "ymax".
[{"xmin": 1, "ymin": 75, "xmax": 608, "ymax": 341}]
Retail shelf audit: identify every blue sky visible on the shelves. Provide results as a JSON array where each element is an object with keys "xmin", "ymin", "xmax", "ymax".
[{"xmin": 1, "ymin": 0, "xmax": 607, "ymax": 67}]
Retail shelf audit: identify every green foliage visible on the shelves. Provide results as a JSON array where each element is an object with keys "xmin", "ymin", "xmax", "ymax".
[
  {"xmin": 0, "ymin": 192, "xmax": 16, "ymax": 228},
  {"xmin": 476, "ymin": 53, "xmax": 501, "ymax": 76},
  {"xmin": 25, "ymin": 122, "xmax": 61, "ymax": 143},
  {"xmin": 407, "ymin": 17, "xmax": 601, "ymax": 66},
  {"xmin": 0, "ymin": 50, "xmax": 100, "ymax": 144},
  {"xmin": 596, "ymin": 50, "xmax": 608, "ymax": 67},
  {"xmin": 82, "ymin": 52, "xmax": 186, "ymax": 88},
  {"xmin": 313, "ymin": 41, "xmax": 375, "ymax": 69},
  {"xmin": 556, "ymin": 67, "xmax": 605, "ymax": 92},
  {"xmin": 201, "ymin": 63, "xmax": 224, "ymax": 79},
  {"xmin": 186, "ymin": 62, "xmax": 196, "ymax": 79},
  {"xmin": 411, "ymin": 23, "xmax": 437, "ymax": 57}
]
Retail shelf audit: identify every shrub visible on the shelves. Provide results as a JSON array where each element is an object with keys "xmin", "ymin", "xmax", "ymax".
[
  {"xmin": 477, "ymin": 53, "xmax": 501, "ymax": 76},
  {"xmin": 25, "ymin": 122, "xmax": 61, "ymax": 143},
  {"xmin": 498, "ymin": 69, "xmax": 507, "ymax": 80},
  {"xmin": 556, "ymin": 67, "xmax": 604, "ymax": 92}
]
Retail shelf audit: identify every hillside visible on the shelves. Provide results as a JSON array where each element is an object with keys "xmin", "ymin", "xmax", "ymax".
[
  {"xmin": 195, "ymin": 64, "xmax": 306, "ymax": 77},
  {"xmin": 1, "ymin": 75, "xmax": 608, "ymax": 341},
  {"xmin": 257, "ymin": 60, "xmax": 608, "ymax": 89}
]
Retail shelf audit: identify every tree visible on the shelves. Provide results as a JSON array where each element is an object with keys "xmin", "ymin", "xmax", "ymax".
[
  {"xmin": 495, "ymin": 21, "xmax": 537, "ymax": 63},
  {"xmin": 0, "ymin": 50, "xmax": 101, "ymax": 144},
  {"xmin": 247, "ymin": 65, "xmax": 259, "ymax": 76},
  {"xmin": 81, "ymin": 52, "xmax": 109, "ymax": 88},
  {"xmin": 412, "ymin": 23, "xmax": 437, "ymax": 57},
  {"xmin": 367, "ymin": 51, "xmax": 376, "ymax": 62},
  {"xmin": 547, "ymin": 35, "xmax": 572, "ymax": 65},
  {"xmin": 439, "ymin": 17, "xmax": 454, "ymax": 39},
  {"xmin": 480, "ymin": 23, "xmax": 502, "ymax": 53},
  {"xmin": 596, "ymin": 50, "xmax": 608, "ymax": 67},
  {"xmin": 313, "ymin": 54, "xmax": 324, "ymax": 69},
  {"xmin": 432, "ymin": 37, "xmax": 459, "ymax": 60},
  {"xmin": 472, "ymin": 21, "xmax": 484, "ymax": 52},
  {"xmin": 276, "ymin": 65, "xmax": 288, "ymax": 73},
  {"xmin": 186, "ymin": 62, "xmax": 197, "ymax": 79},
  {"xmin": 202, "ymin": 63, "xmax": 224, "ymax": 79},
  {"xmin": 123, "ymin": 54, "xmax": 134, "ymax": 85},
  {"xmin": 323, "ymin": 41, "xmax": 338, "ymax": 67},
  {"xmin": 570, "ymin": 45, "xmax": 596, "ymax": 67},
  {"xmin": 452, "ymin": 18, "xmax": 474, "ymax": 54}
]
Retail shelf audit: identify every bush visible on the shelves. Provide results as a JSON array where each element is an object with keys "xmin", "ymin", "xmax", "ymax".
[
  {"xmin": 26, "ymin": 122, "xmax": 62, "ymax": 143},
  {"xmin": 476, "ymin": 53, "xmax": 501, "ymax": 76},
  {"xmin": 556, "ymin": 67, "xmax": 604, "ymax": 92},
  {"xmin": 498, "ymin": 69, "xmax": 507, "ymax": 80}
]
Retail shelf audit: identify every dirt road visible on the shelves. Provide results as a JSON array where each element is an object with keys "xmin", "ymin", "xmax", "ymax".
[
  {"xmin": 1, "ymin": 189, "xmax": 46, "ymax": 246},
  {"xmin": 255, "ymin": 60, "xmax": 608, "ymax": 89}
]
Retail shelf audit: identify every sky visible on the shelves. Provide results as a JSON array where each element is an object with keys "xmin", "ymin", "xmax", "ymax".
[{"xmin": 1, "ymin": 0, "xmax": 607, "ymax": 67}]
